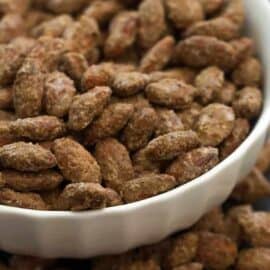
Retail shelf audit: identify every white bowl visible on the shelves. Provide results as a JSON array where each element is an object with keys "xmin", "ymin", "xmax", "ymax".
[{"xmin": 1, "ymin": 0, "xmax": 270, "ymax": 259}]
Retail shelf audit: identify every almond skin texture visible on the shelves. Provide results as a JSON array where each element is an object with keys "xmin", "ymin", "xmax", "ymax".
[
  {"xmin": 121, "ymin": 107, "xmax": 158, "ymax": 151},
  {"xmin": 196, "ymin": 232, "xmax": 238, "ymax": 270},
  {"xmin": 166, "ymin": 147, "xmax": 219, "ymax": 185},
  {"xmin": 163, "ymin": 233, "xmax": 199, "ymax": 268},
  {"xmin": 0, "ymin": 188, "xmax": 47, "ymax": 210},
  {"xmin": 144, "ymin": 130, "xmax": 200, "ymax": 160},
  {"xmin": 220, "ymin": 118, "xmax": 250, "ymax": 159},
  {"xmin": 81, "ymin": 62, "xmax": 135, "ymax": 91},
  {"xmin": 44, "ymin": 71, "xmax": 76, "ymax": 117},
  {"xmin": 138, "ymin": 0, "xmax": 166, "ymax": 49},
  {"xmin": 195, "ymin": 66, "xmax": 224, "ymax": 104},
  {"xmin": 195, "ymin": 103, "xmax": 235, "ymax": 146},
  {"xmin": 84, "ymin": 103, "xmax": 134, "ymax": 145},
  {"xmin": 155, "ymin": 108, "xmax": 184, "ymax": 136},
  {"xmin": 83, "ymin": 0, "xmax": 123, "ymax": 25},
  {"xmin": 140, "ymin": 36, "xmax": 175, "ymax": 73},
  {"xmin": 174, "ymin": 36, "xmax": 236, "ymax": 71},
  {"xmin": 231, "ymin": 168, "xmax": 270, "ymax": 203},
  {"xmin": 164, "ymin": 0, "xmax": 204, "ymax": 29},
  {"xmin": 105, "ymin": 11, "xmax": 138, "ymax": 58},
  {"xmin": 145, "ymin": 79, "xmax": 197, "ymax": 110},
  {"xmin": 121, "ymin": 174, "xmax": 177, "ymax": 203},
  {"xmin": 238, "ymin": 211, "xmax": 270, "ymax": 247},
  {"xmin": 215, "ymin": 81, "xmax": 236, "ymax": 105},
  {"xmin": 60, "ymin": 52, "xmax": 88, "ymax": 84},
  {"xmin": 13, "ymin": 38, "xmax": 67, "ymax": 117},
  {"xmin": 68, "ymin": 86, "xmax": 112, "ymax": 131},
  {"xmin": 112, "ymin": 71, "xmax": 149, "ymax": 97},
  {"xmin": 149, "ymin": 68, "xmax": 196, "ymax": 85},
  {"xmin": 2, "ymin": 170, "xmax": 63, "ymax": 192},
  {"xmin": 0, "ymin": 142, "xmax": 56, "ymax": 172},
  {"xmin": 52, "ymin": 138, "xmax": 101, "ymax": 183},
  {"xmin": 63, "ymin": 16, "xmax": 100, "ymax": 56},
  {"xmin": 236, "ymin": 248, "xmax": 270, "ymax": 270},
  {"xmin": 31, "ymin": 14, "xmax": 73, "ymax": 38},
  {"xmin": 232, "ymin": 57, "xmax": 262, "ymax": 87},
  {"xmin": 184, "ymin": 17, "xmax": 240, "ymax": 41},
  {"xmin": 61, "ymin": 183, "xmax": 107, "ymax": 211},
  {"xmin": 9, "ymin": 116, "xmax": 66, "ymax": 141},
  {"xmin": 232, "ymin": 87, "xmax": 262, "ymax": 119},
  {"xmin": 95, "ymin": 138, "xmax": 134, "ymax": 191},
  {"xmin": 0, "ymin": 40, "xmax": 34, "ymax": 86}
]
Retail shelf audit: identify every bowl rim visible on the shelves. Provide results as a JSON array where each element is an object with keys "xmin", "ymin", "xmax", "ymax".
[{"xmin": 1, "ymin": 0, "xmax": 270, "ymax": 219}]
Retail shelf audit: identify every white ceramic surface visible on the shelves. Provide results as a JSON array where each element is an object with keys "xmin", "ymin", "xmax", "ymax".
[{"xmin": 0, "ymin": 0, "xmax": 270, "ymax": 259}]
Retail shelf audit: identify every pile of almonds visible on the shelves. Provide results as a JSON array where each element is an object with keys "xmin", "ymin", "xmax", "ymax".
[
  {"xmin": 1, "ymin": 141, "xmax": 270, "ymax": 270},
  {"xmin": 0, "ymin": 0, "xmax": 263, "ymax": 211}
]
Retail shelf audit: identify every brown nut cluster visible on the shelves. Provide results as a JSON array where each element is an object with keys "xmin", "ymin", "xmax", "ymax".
[
  {"xmin": 2, "ymin": 141, "xmax": 270, "ymax": 270},
  {"xmin": 0, "ymin": 0, "xmax": 263, "ymax": 212},
  {"xmin": 3, "ymin": 139, "xmax": 270, "ymax": 270}
]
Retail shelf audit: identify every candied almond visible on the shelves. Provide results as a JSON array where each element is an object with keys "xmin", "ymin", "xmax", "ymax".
[
  {"xmin": 164, "ymin": 0, "xmax": 204, "ymax": 29},
  {"xmin": 95, "ymin": 138, "xmax": 134, "ymax": 191},
  {"xmin": 105, "ymin": 11, "xmax": 138, "ymax": 58},
  {"xmin": 236, "ymin": 248, "xmax": 270, "ymax": 270},
  {"xmin": 215, "ymin": 81, "xmax": 236, "ymax": 105},
  {"xmin": 163, "ymin": 233, "xmax": 199, "ymax": 268},
  {"xmin": 166, "ymin": 147, "xmax": 219, "ymax": 185},
  {"xmin": 121, "ymin": 174, "xmax": 177, "ymax": 203},
  {"xmin": 44, "ymin": 71, "xmax": 77, "ymax": 118},
  {"xmin": 64, "ymin": 16, "xmax": 100, "ymax": 56},
  {"xmin": 61, "ymin": 183, "xmax": 107, "ymax": 211},
  {"xmin": 220, "ymin": 118, "xmax": 250, "ymax": 159},
  {"xmin": 149, "ymin": 68, "xmax": 196, "ymax": 85},
  {"xmin": 155, "ymin": 108, "xmax": 184, "ymax": 136},
  {"xmin": 193, "ymin": 207, "xmax": 226, "ymax": 234},
  {"xmin": 83, "ymin": 0, "xmax": 123, "ymax": 25},
  {"xmin": 0, "ymin": 188, "xmax": 47, "ymax": 210},
  {"xmin": 195, "ymin": 66, "xmax": 224, "ymax": 104},
  {"xmin": 145, "ymin": 79, "xmax": 197, "ymax": 110},
  {"xmin": 53, "ymin": 138, "xmax": 101, "ymax": 183},
  {"xmin": 112, "ymin": 71, "xmax": 149, "ymax": 97},
  {"xmin": 232, "ymin": 87, "xmax": 262, "ymax": 119},
  {"xmin": 84, "ymin": 102, "xmax": 134, "ymax": 145},
  {"xmin": 138, "ymin": 0, "xmax": 166, "ymax": 49},
  {"xmin": 60, "ymin": 52, "xmax": 88, "ymax": 85},
  {"xmin": 121, "ymin": 107, "xmax": 158, "ymax": 151},
  {"xmin": 174, "ymin": 36, "xmax": 236, "ymax": 71},
  {"xmin": 231, "ymin": 168, "xmax": 270, "ymax": 203},
  {"xmin": 144, "ymin": 130, "xmax": 200, "ymax": 160},
  {"xmin": 195, "ymin": 232, "xmax": 238, "ymax": 270},
  {"xmin": 232, "ymin": 57, "xmax": 262, "ymax": 87},
  {"xmin": 68, "ymin": 86, "xmax": 111, "ymax": 131},
  {"xmin": 9, "ymin": 116, "xmax": 66, "ymax": 141},
  {"xmin": 184, "ymin": 17, "xmax": 240, "ymax": 41},
  {"xmin": 140, "ymin": 36, "xmax": 175, "ymax": 73},
  {"xmin": 31, "ymin": 14, "xmax": 73, "ymax": 38},
  {"xmin": 2, "ymin": 170, "xmax": 63, "ymax": 192},
  {"xmin": 195, "ymin": 103, "xmax": 235, "ymax": 146},
  {"xmin": 0, "ymin": 142, "xmax": 56, "ymax": 172}
]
